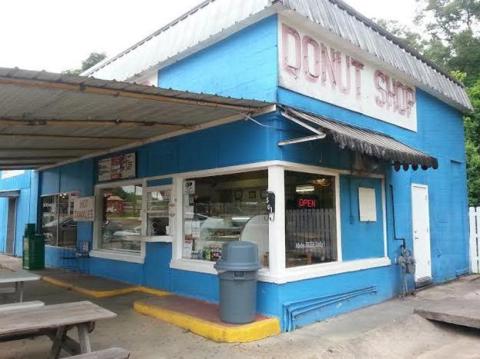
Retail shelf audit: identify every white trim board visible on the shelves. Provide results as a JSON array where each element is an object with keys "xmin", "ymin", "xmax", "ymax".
[
  {"xmin": 168, "ymin": 160, "xmax": 388, "ymax": 284},
  {"xmin": 170, "ymin": 257, "xmax": 392, "ymax": 284},
  {"xmin": 90, "ymin": 250, "xmax": 145, "ymax": 264}
]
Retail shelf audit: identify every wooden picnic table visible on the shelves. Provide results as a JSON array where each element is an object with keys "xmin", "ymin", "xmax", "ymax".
[
  {"xmin": 0, "ymin": 267, "xmax": 40, "ymax": 302},
  {"xmin": 0, "ymin": 301, "xmax": 117, "ymax": 359}
]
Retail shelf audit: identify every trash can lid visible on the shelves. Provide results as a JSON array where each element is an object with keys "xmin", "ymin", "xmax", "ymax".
[{"xmin": 214, "ymin": 241, "xmax": 261, "ymax": 271}]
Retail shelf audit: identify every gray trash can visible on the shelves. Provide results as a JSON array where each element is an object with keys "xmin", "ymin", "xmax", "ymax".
[{"xmin": 214, "ymin": 241, "xmax": 261, "ymax": 324}]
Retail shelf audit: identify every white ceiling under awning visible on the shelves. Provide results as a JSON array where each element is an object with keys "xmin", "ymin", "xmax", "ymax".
[{"xmin": 0, "ymin": 68, "xmax": 274, "ymax": 170}]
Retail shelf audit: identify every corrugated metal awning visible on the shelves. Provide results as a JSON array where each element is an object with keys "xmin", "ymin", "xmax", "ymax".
[
  {"xmin": 281, "ymin": 108, "xmax": 439, "ymax": 170},
  {"xmin": 0, "ymin": 68, "xmax": 273, "ymax": 170}
]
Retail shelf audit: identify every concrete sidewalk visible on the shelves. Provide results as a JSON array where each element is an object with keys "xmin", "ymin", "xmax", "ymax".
[{"xmin": 0, "ymin": 255, "xmax": 479, "ymax": 358}]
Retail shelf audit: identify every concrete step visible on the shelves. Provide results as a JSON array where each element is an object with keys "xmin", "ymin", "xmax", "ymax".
[
  {"xmin": 134, "ymin": 295, "xmax": 280, "ymax": 343},
  {"xmin": 415, "ymin": 298, "xmax": 480, "ymax": 329}
]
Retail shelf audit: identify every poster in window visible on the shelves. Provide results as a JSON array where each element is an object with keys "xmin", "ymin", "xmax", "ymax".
[
  {"xmin": 98, "ymin": 153, "xmax": 136, "ymax": 182},
  {"xmin": 73, "ymin": 197, "xmax": 95, "ymax": 222},
  {"xmin": 358, "ymin": 187, "xmax": 377, "ymax": 222},
  {"xmin": 184, "ymin": 180, "xmax": 195, "ymax": 195}
]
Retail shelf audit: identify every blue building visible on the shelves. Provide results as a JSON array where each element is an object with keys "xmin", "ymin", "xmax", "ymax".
[
  {"xmin": 0, "ymin": 0, "xmax": 472, "ymax": 331},
  {"xmin": 0, "ymin": 170, "xmax": 38, "ymax": 257}
]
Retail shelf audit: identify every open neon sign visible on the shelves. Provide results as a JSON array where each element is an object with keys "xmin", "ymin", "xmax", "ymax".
[{"xmin": 297, "ymin": 198, "xmax": 317, "ymax": 209}]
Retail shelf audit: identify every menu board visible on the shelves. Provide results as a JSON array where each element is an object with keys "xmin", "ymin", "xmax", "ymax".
[
  {"xmin": 98, "ymin": 153, "xmax": 136, "ymax": 182},
  {"xmin": 73, "ymin": 196, "xmax": 95, "ymax": 222}
]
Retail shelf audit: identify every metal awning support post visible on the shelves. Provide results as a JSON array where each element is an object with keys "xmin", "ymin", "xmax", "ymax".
[
  {"xmin": 278, "ymin": 134, "xmax": 326, "ymax": 147},
  {"xmin": 278, "ymin": 112, "xmax": 326, "ymax": 146}
]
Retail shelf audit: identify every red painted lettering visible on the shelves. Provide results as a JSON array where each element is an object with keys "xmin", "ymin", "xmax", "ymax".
[
  {"xmin": 405, "ymin": 87, "xmax": 415, "ymax": 117},
  {"xmin": 337, "ymin": 55, "xmax": 351, "ymax": 95},
  {"xmin": 282, "ymin": 24, "xmax": 301, "ymax": 78},
  {"xmin": 375, "ymin": 70, "xmax": 416, "ymax": 117},
  {"xmin": 375, "ymin": 70, "xmax": 387, "ymax": 107},
  {"xmin": 321, "ymin": 44, "xmax": 337, "ymax": 88},
  {"xmin": 350, "ymin": 59, "xmax": 364, "ymax": 100},
  {"xmin": 302, "ymin": 36, "xmax": 320, "ymax": 82}
]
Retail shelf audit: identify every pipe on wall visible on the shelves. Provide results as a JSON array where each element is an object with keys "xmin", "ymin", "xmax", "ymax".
[{"xmin": 282, "ymin": 286, "xmax": 377, "ymax": 331}]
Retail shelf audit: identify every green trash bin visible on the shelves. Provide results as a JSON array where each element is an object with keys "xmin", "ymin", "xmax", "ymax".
[{"xmin": 23, "ymin": 225, "xmax": 45, "ymax": 270}]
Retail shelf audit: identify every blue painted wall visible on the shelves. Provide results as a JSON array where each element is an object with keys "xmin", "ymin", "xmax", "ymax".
[
  {"xmin": 159, "ymin": 16, "xmax": 278, "ymax": 102},
  {"xmin": 277, "ymin": 87, "xmax": 469, "ymax": 283},
  {"xmin": 0, "ymin": 171, "xmax": 39, "ymax": 256},
  {"xmin": 340, "ymin": 176, "xmax": 385, "ymax": 261},
  {"xmin": 37, "ymin": 13, "xmax": 468, "ymax": 331}
]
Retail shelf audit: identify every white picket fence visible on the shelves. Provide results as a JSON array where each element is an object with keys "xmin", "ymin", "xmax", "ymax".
[{"xmin": 469, "ymin": 207, "xmax": 480, "ymax": 273}]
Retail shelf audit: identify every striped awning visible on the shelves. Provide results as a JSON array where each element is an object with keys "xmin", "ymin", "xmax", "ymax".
[{"xmin": 281, "ymin": 108, "xmax": 438, "ymax": 170}]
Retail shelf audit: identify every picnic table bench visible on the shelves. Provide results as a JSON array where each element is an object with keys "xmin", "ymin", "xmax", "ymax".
[
  {"xmin": 70, "ymin": 348, "xmax": 130, "ymax": 359},
  {"xmin": 0, "ymin": 301, "xmax": 117, "ymax": 359},
  {"xmin": 0, "ymin": 300, "xmax": 44, "ymax": 313},
  {"xmin": 0, "ymin": 267, "xmax": 40, "ymax": 302}
]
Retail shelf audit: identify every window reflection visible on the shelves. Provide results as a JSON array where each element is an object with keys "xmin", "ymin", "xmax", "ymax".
[
  {"xmin": 100, "ymin": 185, "xmax": 143, "ymax": 252},
  {"xmin": 41, "ymin": 193, "xmax": 77, "ymax": 247},
  {"xmin": 285, "ymin": 171, "xmax": 337, "ymax": 268},
  {"xmin": 182, "ymin": 171, "xmax": 269, "ymax": 266}
]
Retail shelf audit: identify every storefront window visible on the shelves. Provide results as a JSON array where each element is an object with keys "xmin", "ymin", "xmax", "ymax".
[
  {"xmin": 146, "ymin": 189, "xmax": 172, "ymax": 237},
  {"xmin": 285, "ymin": 171, "xmax": 337, "ymax": 268},
  {"xmin": 99, "ymin": 184, "xmax": 143, "ymax": 252},
  {"xmin": 182, "ymin": 171, "xmax": 269, "ymax": 266},
  {"xmin": 41, "ymin": 193, "xmax": 77, "ymax": 247}
]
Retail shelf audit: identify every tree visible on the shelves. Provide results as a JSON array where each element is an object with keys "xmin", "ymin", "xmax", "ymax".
[
  {"xmin": 417, "ymin": 0, "xmax": 480, "ymax": 206},
  {"xmin": 81, "ymin": 52, "xmax": 107, "ymax": 72},
  {"xmin": 379, "ymin": 1, "xmax": 480, "ymax": 205},
  {"xmin": 375, "ymin": 18, "xmax": 427, "ymax": 52},
  {"xmin": 63, "ymin": 52, "xmax": 106, "ymax": 75}
]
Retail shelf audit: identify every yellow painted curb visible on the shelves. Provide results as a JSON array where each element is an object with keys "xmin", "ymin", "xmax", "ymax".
[
  {"xmin": 133, "ymin": 300, "xmax": 281, "ymax": 343},
  {"xmin": 74, "ymin": 286, "xmax": 138, "ymax": 298},
  {"xmin": 137, "ymin": 286, "xmax": 170, "ymax": 297},
  {"xmin": 42, "ymin": 276, "xmax": 73, "ymax": 290},
  {"xmin": 42, "ymin": 276, "xmax": 170, "ymax": 299}
]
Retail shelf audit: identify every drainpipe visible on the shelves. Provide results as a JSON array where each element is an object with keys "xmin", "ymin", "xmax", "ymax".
[{"xmin": 389, "ymin": 184, "xmax": 406, "ymax": 250}]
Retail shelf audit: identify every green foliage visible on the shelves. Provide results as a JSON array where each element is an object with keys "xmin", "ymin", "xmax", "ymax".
[
  {"xmin": 382, "ymin": 0, "xmax": 480, "ymax": 205},
  {"xmin": 465, "ymin": 138, "xmax": 480, "ymax": 204},
  {"xmin": 375, "ymin": 18, "xmax": 427, "ymax": 51},
  {"xmin": 81, "ymin": 52, "xmax": 107, "ymax": 72},
  {"xmin": 63, "ymin": 52, "xmax": 106, "ymax": 76}
]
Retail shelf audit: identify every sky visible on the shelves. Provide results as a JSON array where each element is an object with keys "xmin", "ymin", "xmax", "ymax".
[{"xmin": 0, "ymin": 0, "xmax": 420, "ymax": 73}]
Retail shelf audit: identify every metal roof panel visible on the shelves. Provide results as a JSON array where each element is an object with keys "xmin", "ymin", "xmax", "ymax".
[{"xmin": 83, "ymin": 0, "xmax": 471, "ymax": 112}]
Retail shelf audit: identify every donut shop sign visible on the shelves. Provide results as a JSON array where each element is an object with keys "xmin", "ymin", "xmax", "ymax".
[{"xmin": 279, "ymin": 22, "xmax": 417, "ymax": 131}]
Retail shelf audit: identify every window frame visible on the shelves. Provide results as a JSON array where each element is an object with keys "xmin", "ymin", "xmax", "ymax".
[
  {"xmin": 284, "ymin": 169, "xmax": 340, "ymax": 268},
  {"xmin": 142, "ymin": 185, "xmax": 174, "ymax": 243},
  {"xmin": 92, "ymin": 179, "xmax": 146, "ymax": 263},
  {"xmin": 40, "ymin": 191, "xmax": 79, "ymax": 248},
  {"xmin": 170, "ymin": 164, "xmax": 272, "ymax": 275},
  {"xmin": 169, "ymin": 160, "xmax": 390, "ymax": 284}
]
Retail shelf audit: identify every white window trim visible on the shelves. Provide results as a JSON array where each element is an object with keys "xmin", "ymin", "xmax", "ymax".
[
  {"xmin": 259, "ymin": 257, "xmax": 392, "ymax": 284},
  {"xmin": 171, "ymin": 166, "xmax": 271, "ymax": 274},
  {"xmin": 93, "ymin": 179, "xmax": 146, "ymax": 263},
  {"xmin": 169, "ymin": 160, "xmax": 389, "ymax": 284},
  {"xmin": 142, "ymin": 184, "xmax": 174, "ymax": 242},
  {"xmin": 90, "ymin": 249, "xmax": 146, "ymax": 264}
]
